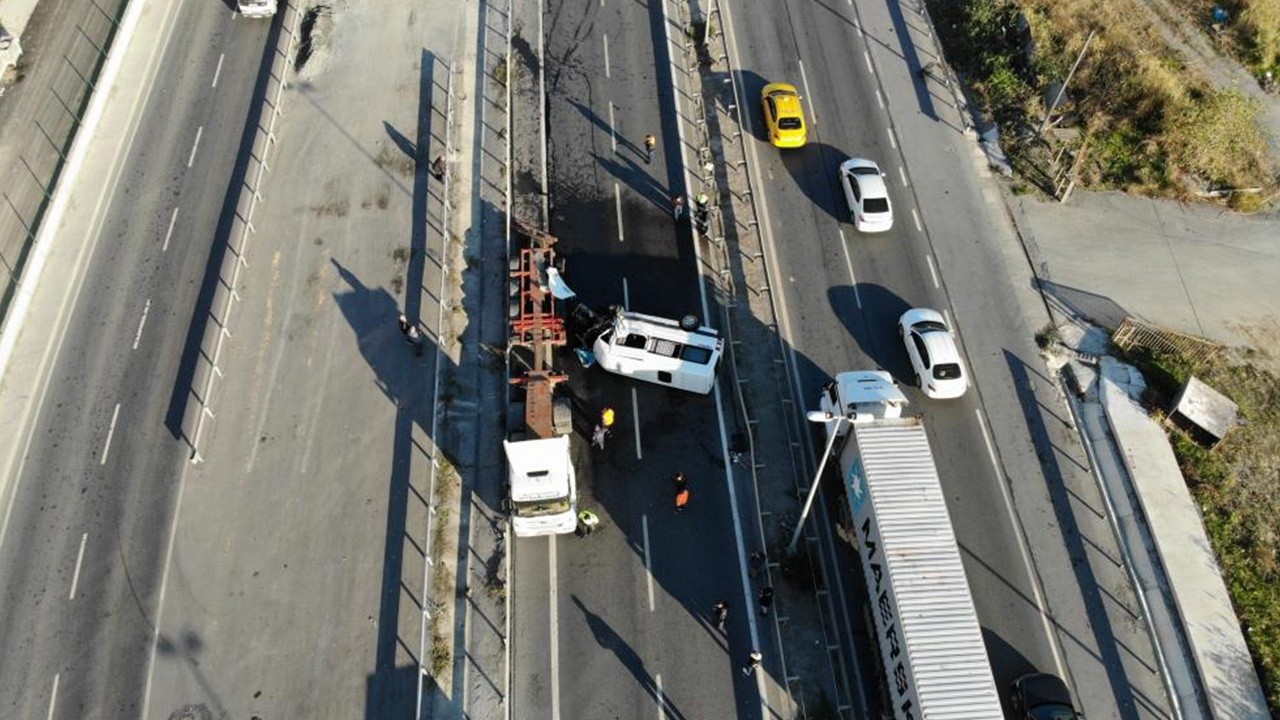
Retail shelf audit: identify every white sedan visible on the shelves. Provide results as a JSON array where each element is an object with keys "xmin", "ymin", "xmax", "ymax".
[
  {"xmin": 898, "ymin": 308, "xmax": 968, "ymax": 399},
  {"xmin": 839, "ymin": 158, "xmax": 893, "ymax": 233}
]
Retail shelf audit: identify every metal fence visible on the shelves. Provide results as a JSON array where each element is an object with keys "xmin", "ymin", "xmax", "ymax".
[{"xmin": 1112, "ymin": 316, "xmax": 1223, "ymax": 364}]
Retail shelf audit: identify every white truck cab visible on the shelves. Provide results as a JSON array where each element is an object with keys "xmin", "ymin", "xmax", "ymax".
[
  {"xmin": 237, "ymin": 0, "xmax": 277, "ymax": 18},
  {"xmin": 504, "ymin": 436, "xmax": 577, "ymax": 537},
  {"xmin": 591, "ymin": 310, "xmax": 723, "ymax": 395},
  {"xmin": 818, "ymin": 370, "xmax": 908, "ymax": 435}
]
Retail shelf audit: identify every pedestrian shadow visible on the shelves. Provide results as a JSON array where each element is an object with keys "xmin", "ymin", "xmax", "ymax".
[{"xmin": 571, "ymin": 595, "xmax": 693, "ymax": 720}]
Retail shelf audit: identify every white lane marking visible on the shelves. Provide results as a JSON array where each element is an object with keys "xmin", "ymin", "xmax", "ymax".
[
  {"xmin": 855, "ymin": 18, "xmax": 862, "ymax": 35},
  {"xmin": 211, "ymin": 52, "xmax": 224, "ymax": 88},
  {"xmin": 609, "ymin": 101, "xmax": 617, "ymax": 153},
  {"xmin": 631, "ymin": 387, "xmax": 642, "ymax": 459},
  {"xmin": 603, "ymin": 34, "xmax": 610, "ymax": 78},
  {"xmin": 875, "ymin": 88, "xmax": 884, "ymax": 109},
  {"xmin": 911, "ymin": 207, "xmax": 922, "ymax": 233},
  {"xmin": 162, "ymin": 207, "xmax": 178, "ymax": 252},
  {"xmin": 797, "ymin": 60, "xmax": 815, "ymax": 122},
  {"xmin": 976, "ymin": 408, "xmax": 1070, "ymax": 679},
  {"xmin": 864, "ymin": 49, "xmax": 873, "ymax": 73},
  {"xmin": 186, "ymin": 126, "xmax": 203, "ymax": 168},
  {"xmin": 925, "ymin": 254, "xmax": 940, "ymax": 288},
  {"xmin": 132, "ymin": 298, "xmax": 151, "ymax": 350},
  {"xmin": 99, "ymin": 403, "xmax": 121, "ymax": 466},
  {"xmin": 550, "ymin": 536, "xmax": 561, "ymax": 720},
  {"xmin": 655, "ymin": 673, "xmax": 665, "ymax": 718},
  {"xmin": 944, "ymin": 308, "xmax": 954, "ymax": 330},
  {"xmin": 838, "ymin": 229, "xmax": 862, "ymax": 309},
  {"xmin": 886, "ymin": 127, "xmax": 897, "ymax": 149},
  {"xmin": 46, "ymin": 673, "xmax": 58, "ymax": 720},
  {"xmin": 622, "ymin": 277, "xmax": 630, "ymax": 310},
  {"xmin": 615, "ymin": 184, "xmax": 624, "ymax": 242},
  {"xmin": 898, "ymin": 165, "xmax": 908, "ymax": 187},
  {"xmin": 643, "ymin": 514, "xmax": 655, "ymax": 612},
  {"xmin": 69, "ymin": 532, "xmax": 88, "ymax": 599}
]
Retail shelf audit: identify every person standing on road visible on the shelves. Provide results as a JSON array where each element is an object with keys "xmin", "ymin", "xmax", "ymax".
[
  {"xmin": 398, "ymin": 313, "xmax": 411, "ymax": 336},
  {"xmin": 712, "ymin": 600, "xmax": 729, "ymax": 631},
  {"xmin": 674, "ymin": 472, "xmax": 690, "ymax": 514},
  {"xmin": 741, "ymin": 650, "xmax": 762, "ymax": 676},
  {"xmin": 749, "ymin": 551, "xmax": 766, "ymax": 579},
  {"xmin": 643, "ymin": 133, "xmax": 657, "ymax": 164},
  {"xmin": 672, "ymin": 195, "xmax": 685, "ymax": 220},
  {"xmin": 758, "ymin": 586, "xmax": 774, "ymax": 615},
  {"xmin": 600, "ymin": 406, "xmax": 616, "ymax": 429},
  {"xmin": 591, "ymin": 424, "xmax": 608, "ymax": 450},
  {"xmin": 576, "ymin": 509, "xmax": 600, "ymax": 537}
]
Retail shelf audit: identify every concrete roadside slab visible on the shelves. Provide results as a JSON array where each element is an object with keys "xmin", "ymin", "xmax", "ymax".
[
  {"xmin": 1098, "ymin": 356, "xmax": 1269, "ymax": 719},
  {"xmin": 1010, "ymin": 191, "xmax": 1280, "ymax": 365}
]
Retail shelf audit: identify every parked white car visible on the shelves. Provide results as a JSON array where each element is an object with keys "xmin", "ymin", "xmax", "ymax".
[
  {"xmin": 898, "ymin": 308, "xmax": 968, "ymax": 399},
  {"xmin": 839, "ymin": 158, "xmax": 893, "ymax": 233}
]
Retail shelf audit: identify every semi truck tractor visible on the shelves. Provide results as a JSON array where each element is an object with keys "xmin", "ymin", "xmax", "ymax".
[
  {"xmin": 504, "ymin": 220, "xmax": 577, "ymax": 537},
  {"xmin": 817, "ymin": 370, "xmax": 1003, "ymax": 719}
]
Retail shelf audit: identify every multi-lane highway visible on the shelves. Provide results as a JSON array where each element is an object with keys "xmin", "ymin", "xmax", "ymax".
[
  {"xmin": 0, "ymin": 0, "xmax": 1177, "ymax": 718},
  {"xmin": 0, "ymin": 1, "xmax": 271, "ymax": 716}
]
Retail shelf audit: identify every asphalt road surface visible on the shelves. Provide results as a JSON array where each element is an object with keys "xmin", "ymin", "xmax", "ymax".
[
  {"xmin": 509, "ymin": 0, "xmax": 772, "ymax": 718},
  {"xmin": 0, "ymin": 1, "xmax": 271, "ymax": 716}
]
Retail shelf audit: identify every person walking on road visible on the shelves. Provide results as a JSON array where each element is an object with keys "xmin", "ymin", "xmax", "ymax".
[
  {"xmin": 749, "ymin": 551, "xmax": 766, "ymax": 579},
  {"xmin": 741, "ymin": 650, "xmax": 762, "ymax": 676},
  {"xmin": 758, "ymin": 586, "xmax": 774, "ymax": 615},
  {"xmin": 672, "ymin": 195, "xmax": 685, "ymax": 220},
  {"xmin": 674, "ymin": 472, "xmax": 690, "ymax": 514},
  {"xmin": 591, "ymin": 423, "xmax": 608, "ymax": 450},
  {"xmin": 398, "ymin": 312, "xmax": 411, "ymax": 336},
  {"xmin": 643, "ymin": 133, "xmax": 657, "ymax": 164},
  {"xmin": 600, "ymin": 406, "xmax": 616, "ymax": 429},
  {"xmin": 712, "ymin": 600, "xmax": 729, "ymax": 631}
]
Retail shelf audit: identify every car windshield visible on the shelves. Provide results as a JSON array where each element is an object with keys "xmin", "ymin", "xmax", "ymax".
[
  {"xmin": 681, "ymin": 345, "xmax": 713, "ymax": 364},
  {"xmin": 778, "ymin": 118, "xmax": 802, "ymax": 130},
  {"xmin": 864, "ymin": 197, "xmax": 890, "ymax": 213},
  {"xmin": 513, "ymin": 496, "xmax": 572, "ymax": 517},
  {"xmin": 850, "ymin": 166, "xmax": 879, "ymax": 175},
  {"xmin": 933, "ymin": 363, "xmax": 963, "ymax": 380}
]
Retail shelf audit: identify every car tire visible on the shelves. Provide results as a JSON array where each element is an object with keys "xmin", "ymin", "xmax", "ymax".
[{"xmin": 679, "ymin": 314, "xmax": 700, "ymax": 331}]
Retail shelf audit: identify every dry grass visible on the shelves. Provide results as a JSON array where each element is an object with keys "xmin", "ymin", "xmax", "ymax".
[
  {"xmin": 927, "ymin": 0, "xmax": 1275, "ymax": 197},
  {"xmin": 1166, "ymin": 0, "xmax": 1280, "ymax": 72}
]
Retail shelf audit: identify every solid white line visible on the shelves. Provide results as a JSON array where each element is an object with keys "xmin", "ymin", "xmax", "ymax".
[
  {"xmin": 655, "ymin": 672, "xmax": 665, "ymax": 718},
  {"xmin": 609, "ymin": 102, "xmax": 617, "ymax": 153},
  {"xmin": 615, "ymin": 184, "xmax": 624, "ymax": 242},
  {"xmin": 925, "ymin": 255, "xmax": 940, "ymax": 288},
  {"xmin": 211, "ymin": 52, "xmax": 224, "ymax": 88},
  {"xmin": 69, "ymin": 532, "xmax": 88, "ymax": 599},
  {"xmin": 550, "ymin": 536, "xmax": 561, "ymax": 720},
  {"xmin": 631, "ymin": 387, "xmax": 642, "ymax": 459},
  {"xmin": 863, "ymin": 50, "xmax": 873, "ymax": 73},
  {"xmin": 643, "ymin": 514, "xmax": 654, "ymax": 611},
  {"xmin": 46, "ymin": 673, "xmax": 58, "ymax": 720},
  {"xmin": 603, "ymin": 34, "xmax": 610, "ymax": 78},
  {"xmin": 797, "ymin": 60, "xmax": 815, "ymax": 122},
  {"xmin": 622, "ymin": 277, "xmax": 630, "ymax": 310},
  {"xmin": 911, "ymin": 207, "xmax": 922, "ymax": 233},
  {"xmin": 875, "ymin": 89, "xmax": 884, "ymax": 109},
  {"xmin": 99, "ymin": 403, "xmax": 121, "ymax": 466},
  {"xmin": 838, "ymin": 229, "xmax": 862, "ymax": 309},
  {"xmin": 898, "ymin": 165, "xmax": 908, "ymax": 187},
  {"xmin": 186, "ymin": 126, "xmax": 203, "ymax": 168},
  {"xmin": 944, "ymin": 308, "xmax": 954, "ymax": 329},
  {"xmin": 886, "ymin": 127, "xmax": 897, "ymax": 149},
  {"xmin": 132, "ymin": 298, "xmax": 151, "ymax": 350},
  {"xmin": 162, "ymin": 207, "xmax": 178, "ymax": 251}
]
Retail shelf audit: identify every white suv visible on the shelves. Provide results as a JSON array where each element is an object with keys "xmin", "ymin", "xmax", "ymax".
[{"xmin": 898, "ymin": 308, "xmax": 968, "ymax": 399}]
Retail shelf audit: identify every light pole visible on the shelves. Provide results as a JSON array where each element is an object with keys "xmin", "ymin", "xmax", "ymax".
[{"xmin": 787, "ymin": 409, "xmax": 855, "ymax": 554}]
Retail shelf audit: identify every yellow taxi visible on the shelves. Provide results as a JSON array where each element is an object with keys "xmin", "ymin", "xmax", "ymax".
[{"xmin": 760, "ymin": 82, "xmax": 807, "ymax": 148}]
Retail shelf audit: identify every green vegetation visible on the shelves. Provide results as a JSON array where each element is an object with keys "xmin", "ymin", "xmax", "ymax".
[
  {"xmin": 1167, "ymin": 0, "xmax": 1280, "ymax": 76},
  {"xmin": 1125, "ymin": 346, "xmax": 1280, "ymax": 714},
  {"xmin": 925, "ymin": 0, "xmax": 1275, "ymax": 199}
]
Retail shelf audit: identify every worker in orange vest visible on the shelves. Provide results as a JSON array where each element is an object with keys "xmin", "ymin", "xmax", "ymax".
[{"xmin": 674, "ymin": 472, "xmax": 690, "ymax": 514}]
